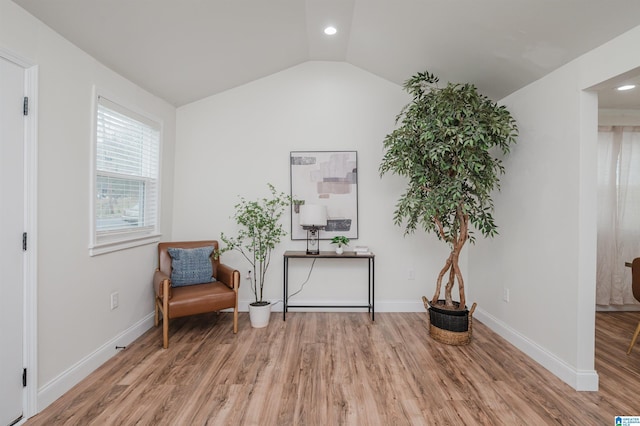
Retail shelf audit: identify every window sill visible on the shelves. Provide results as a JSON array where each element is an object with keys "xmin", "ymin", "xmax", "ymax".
[{"xmin": 89, "ymin": 233, "xmax": 161, "ymax": 256}]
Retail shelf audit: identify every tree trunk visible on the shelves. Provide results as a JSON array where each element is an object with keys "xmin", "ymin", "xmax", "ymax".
[
  {"xmin": 430, "ymin": 210, "xmax": 469, "ymax": 309},
  {"xmin": 431, "ymin": 252, "xmax": 453, "ymax": 306},
  {"xmin": 444, "ymin": 263, "xmax": 455, "ymax": 306}
]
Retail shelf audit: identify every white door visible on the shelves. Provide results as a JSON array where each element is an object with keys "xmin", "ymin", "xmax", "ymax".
[{"xmin": 0, "ymin": 56, "xmax": 26, "ymax": 425}]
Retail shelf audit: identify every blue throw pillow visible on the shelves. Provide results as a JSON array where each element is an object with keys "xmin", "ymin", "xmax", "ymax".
[{"xmin": 167, "ymin": 246, "xmax": 216, "ymax": 287}]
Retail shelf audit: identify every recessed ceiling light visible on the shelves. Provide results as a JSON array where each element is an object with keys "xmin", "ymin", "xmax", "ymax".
[
  {"xmin": 324, "ymin": 26, "xmax": 337, "ymax": 35},
  {"xmin": 617, "ymin": 84, "xmax": 636, "ymax": 91}
]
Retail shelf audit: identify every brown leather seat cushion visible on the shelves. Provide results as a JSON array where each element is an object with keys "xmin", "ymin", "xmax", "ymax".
[{"xmin": 168, "ymin": 281, "xmax": 236, "ymax": 319}]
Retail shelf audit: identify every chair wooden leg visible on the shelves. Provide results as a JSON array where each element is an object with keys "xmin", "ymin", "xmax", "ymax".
[
  {"xmin": 162, "ymin": 280, "xmax": 170, "ymax": 349},
  {"xmin": 233, "ymin": 306, "xmax": 238, "ymax": 334},
  {"xmin": 154, "ymin": 298, "xmax": 159, "ymax": 327},
  {"xmin": 627, "ymin": 321, "xmax": 640, "ymax": 355},
  {"xmin": 163, "ymin": 317, "xmax": 169, "ymax": 349}
]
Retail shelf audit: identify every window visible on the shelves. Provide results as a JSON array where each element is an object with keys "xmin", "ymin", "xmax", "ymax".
[{"xmin": 90, "ymin": 95, "xmax": 161, "ymax": 255}]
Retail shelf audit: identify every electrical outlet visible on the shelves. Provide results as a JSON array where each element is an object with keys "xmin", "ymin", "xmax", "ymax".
[
  {"xmin": 407, "ymin": 268, "xmax": 415, "ymax": 280},
  {"xmin": 503, "ymin": 288, "xmax": 510, "ymax": 303},
  {"xmin": 110, "ymin": 292, "xmax": 119, "ymax": 310}
]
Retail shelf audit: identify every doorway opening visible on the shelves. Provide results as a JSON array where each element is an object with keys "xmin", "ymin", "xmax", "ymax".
[{"xmin": 594, "ymin": 68, "xmax": 640, "ymax": 311}]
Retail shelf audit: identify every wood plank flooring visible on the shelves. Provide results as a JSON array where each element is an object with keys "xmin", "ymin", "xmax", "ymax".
[{"xmin": 25, "ymin": 311, "xmax": 640, "ymax": 425}]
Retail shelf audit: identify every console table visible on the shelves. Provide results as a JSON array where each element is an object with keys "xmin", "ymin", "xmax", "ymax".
[{"xmin": 282, "ymin": 250, "xmax": 375, "ymax": 321}]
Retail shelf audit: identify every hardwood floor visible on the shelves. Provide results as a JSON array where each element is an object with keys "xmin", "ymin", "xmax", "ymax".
[{"xmin": 25, "ymin": 311, "xmax": 640, "ymax": 425}]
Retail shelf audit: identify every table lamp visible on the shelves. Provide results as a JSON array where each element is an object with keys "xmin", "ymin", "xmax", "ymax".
[{"xmin": 299, "ymin": 204, "xmax": 327, "ymax": 255}]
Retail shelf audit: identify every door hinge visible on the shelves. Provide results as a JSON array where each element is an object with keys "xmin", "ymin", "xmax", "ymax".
[
  {"xmin": 23, "ymin": 368, "xmax": 27, "ymax": 387},
  {"xmin": 23, "ymin": 97, "xmax": 28, "ymax": 116},
  {"xmin": 23, "ymin": 232, "xmax": 27, "ymax": 251}
]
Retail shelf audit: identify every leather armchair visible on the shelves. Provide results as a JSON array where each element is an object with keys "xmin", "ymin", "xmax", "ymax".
[{"xmin": 153, "ymin": 240, "xmax": 240, "ymax": 348}]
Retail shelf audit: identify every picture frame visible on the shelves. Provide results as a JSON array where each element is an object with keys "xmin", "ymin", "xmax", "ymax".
[{"xmin": 290, "ymin": 150, "xmax": 358, "ymax": 240}]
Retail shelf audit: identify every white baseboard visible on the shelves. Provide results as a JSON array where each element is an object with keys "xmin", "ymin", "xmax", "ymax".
[
  {"xmin": 37, "ymin": 313, "xmax": 155, "ymax": 411},
  {"xmin": 596, "ymin": 304, "xmax": 640, "ymax": 312},
  {"xmin": 474, "ymin": 308, "xmax": 599, "ymax": 391},
  {"xmin": 375, "ymin": 300, "xmax": 425, "ymax": 312},
  {"xmin": 235, "ymin": 299, "xmax": 426, "ymax": 313}
]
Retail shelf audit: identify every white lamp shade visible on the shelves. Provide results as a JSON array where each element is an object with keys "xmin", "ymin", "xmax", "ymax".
[{"xmin": 299, "ymin": 204, "xmax": 327, "ymax": 226}]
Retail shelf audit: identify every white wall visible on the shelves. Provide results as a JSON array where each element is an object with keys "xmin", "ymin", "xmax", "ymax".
[
  {"xmin": 0, "ymin": 0, "xmax": 176, "ymax": 411},
  {"xmin": 470, "ymin": 24, "xmax": 640, "ymax": 390},
  {"xmin": 175, "ymin": 61, "xmax": 454, "ymax": 312},
  {"xmin": 599, "ymin": 109, "xmax": 640, "ymax": 126}
]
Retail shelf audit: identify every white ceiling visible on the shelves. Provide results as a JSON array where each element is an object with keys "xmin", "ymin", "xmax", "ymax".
[{"xmin": 12, "ymin": 0, "xmax": 640, "ymax": 108}]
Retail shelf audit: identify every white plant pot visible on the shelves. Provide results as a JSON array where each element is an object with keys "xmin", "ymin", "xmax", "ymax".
[
  {"xmin": 248, "ymin": 302, "xmax": 272, "ymax": 328},
  {"xmin": 335, "ymin": 246, "xmax": 344, "ymax": 254}
]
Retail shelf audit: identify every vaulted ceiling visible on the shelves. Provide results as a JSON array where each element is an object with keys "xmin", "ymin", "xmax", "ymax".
[{"xmin": 13, "ymin": 0, "xmax": 640, "ymax": 107}]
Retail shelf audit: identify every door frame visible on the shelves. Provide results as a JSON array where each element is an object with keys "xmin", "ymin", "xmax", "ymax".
[{"xmin": 1, "ymin": 47, "xmax": 39, "ymax": 420}]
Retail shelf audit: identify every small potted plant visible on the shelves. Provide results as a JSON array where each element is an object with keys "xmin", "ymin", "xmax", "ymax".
[
  {"xmin": 330, "ymin": 235, "xmax": 350, "ymax": 254},
  {"xmin": 216, "ymin": 183, "xmax": 291, "ymax": 328}
]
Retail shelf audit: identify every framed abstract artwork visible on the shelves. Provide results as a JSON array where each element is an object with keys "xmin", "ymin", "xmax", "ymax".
[{"xmin": 290, "ymin": 150, "xmax": 358, "ymax": 240}]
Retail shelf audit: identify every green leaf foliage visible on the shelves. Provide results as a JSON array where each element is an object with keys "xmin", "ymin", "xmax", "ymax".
[
  {"xmin": 217, "ymin": 184, "xmax": 291, "ymax": 304},
  {"xmin": 379, "ymin": 71, "xmax": 517, "ymax": 246},
  {"xmin": 330, "ymin": 236, "xmax": 350, "ymax": 247}
]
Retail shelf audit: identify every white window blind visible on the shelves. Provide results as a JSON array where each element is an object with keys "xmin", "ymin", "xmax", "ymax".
[{"xmin": 92, "ymin": 95, "xmax": 160, "ymax": 252}]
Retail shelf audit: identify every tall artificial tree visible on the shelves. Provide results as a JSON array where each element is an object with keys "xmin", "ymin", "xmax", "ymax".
[{"xmin": 380, "ymin": 71, "xmax": 518, "ymax": 310}]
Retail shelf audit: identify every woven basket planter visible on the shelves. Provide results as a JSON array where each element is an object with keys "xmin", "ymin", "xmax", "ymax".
[{"xmin": 423, "ymin": 297, "xmax": 477, "ymax": 345}]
